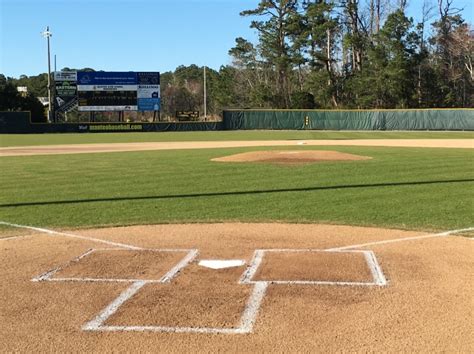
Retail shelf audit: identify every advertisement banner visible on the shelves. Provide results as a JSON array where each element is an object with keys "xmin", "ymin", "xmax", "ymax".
[
  {"xmin": 78, "ymin": 105, "xmax": 138, "ymax": 112},
  {"xmin": 137, "ymin": 72, "xmax": 160, "ymax": 85},
  {"xmin": 137, "ymin": 72, "xmax": 160, "ymax": 111},
  {"xmin": 54, "ymin": 71, "xmax": 77, "ymax": 81},
  {"xmin": 55, "ymin": 81, "xmax": 77, "ymax": 98},
  {"xmin": 77, "ymin": 72, "xmax": 137, "ymax": 85},
  {"xmin": 137, "ymin": 84, "xmax": 160, "ymax": 111},
  {"xmin": 77, "ymin": 85, "xmax": 138, "ymax": 91},
  {"xmin": 137, "ymin": 85, "xmax": 160, "ymax": 98},
  {"xmin": 54, "ymin": 71, "xmax": 77, "ymax": 112},
  {"xmin": 137, "ymin": 98, "xmax": 161, "ymax": 111}
]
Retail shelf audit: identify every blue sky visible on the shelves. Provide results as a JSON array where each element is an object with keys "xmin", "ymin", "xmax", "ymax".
[{"xmin": 1, "ymin": 0, "xmax": 473, "ymax": 78}]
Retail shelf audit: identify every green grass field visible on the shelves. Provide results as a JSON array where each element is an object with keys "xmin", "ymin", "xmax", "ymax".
[
  {"xmin": 1, "ymin": 130, "xmax": 474, "ymax": 147},
  {"xmin": 1, "ymin": 141, "xmax": 473, "ymax": 232}
]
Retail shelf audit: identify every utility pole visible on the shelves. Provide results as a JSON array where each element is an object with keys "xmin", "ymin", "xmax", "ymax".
[
  {"xmin": 41, "ymin": 26, "xmax": 53, "ymax": 122},
  {"xmin": 203, "ymin": 66, "xmax": 207, "ymax": 120}
]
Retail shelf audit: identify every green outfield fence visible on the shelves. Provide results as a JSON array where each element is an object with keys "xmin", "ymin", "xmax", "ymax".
[
  {"xmin": 223, "ymin": 109, "xmax": 474, "ymax": 131},
  {"xmin": 1, "ymin": 109, "xmax": 473, "ymax": 133},
  {"xmin": 0, "ymin": 112, "xmax": 223, "ymax": 133}
]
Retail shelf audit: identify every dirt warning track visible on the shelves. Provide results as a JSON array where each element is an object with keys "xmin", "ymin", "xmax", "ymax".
[
  {"xmin": 1, "ymin": 223, "xmax": 472, "ymax": 352},
  {"xmin": 0, "ymin": 138, "xmax": 472, "ymax": 156}
]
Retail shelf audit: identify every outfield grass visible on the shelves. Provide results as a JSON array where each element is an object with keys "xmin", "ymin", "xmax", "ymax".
[
  {"xmin": 1, "ymin": 145, "xmax": 472, "ymax": 231},
  {"xmin": 1, "ymin": 130, "xmax": 474, "ymax": 147}
]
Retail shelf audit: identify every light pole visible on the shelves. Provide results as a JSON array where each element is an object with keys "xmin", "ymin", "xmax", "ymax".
[
  {"xmin": 203, "ymin": 66, "xmax": 207, "ymax": 120},
  {"xmin": 41, "ymin": 26, "xmax": 53, "ymax": 122}
]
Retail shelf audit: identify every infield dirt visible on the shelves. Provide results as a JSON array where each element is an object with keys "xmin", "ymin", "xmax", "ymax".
[
  {"xmin": 1, "ymin": 223, "xmax": 472, "ymax": 352},
  {"xmin": 0, "ymin": 138, "xmax": 472, "ymax": 156},
  {"xmin": 254, "ymin": 251, "xmax": 373, "ymax": 282}
]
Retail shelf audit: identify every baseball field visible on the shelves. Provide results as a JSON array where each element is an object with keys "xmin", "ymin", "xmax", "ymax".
[{"xmin": 1, "ymin": 131, "xmax": 473, "ymax": 352}]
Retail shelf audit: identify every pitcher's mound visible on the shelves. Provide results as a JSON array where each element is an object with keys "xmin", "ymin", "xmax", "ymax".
[{"xmin": 212, "ymin": 150, "xmax": 372, "ymax": 164}]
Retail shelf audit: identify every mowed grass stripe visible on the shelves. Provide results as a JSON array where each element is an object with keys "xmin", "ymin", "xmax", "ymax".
[
  {"xmin": 1, "ymin": 130, "xmax": 474, "ymax": 147},
  {"xmin": 0, "ymin": 146, "xmax": 473, "ymax": 230}
]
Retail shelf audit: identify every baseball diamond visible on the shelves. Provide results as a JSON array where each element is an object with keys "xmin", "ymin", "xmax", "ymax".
[{"xmin": 1, "ymin": 133, "xmax": 473, "ymax": 352}]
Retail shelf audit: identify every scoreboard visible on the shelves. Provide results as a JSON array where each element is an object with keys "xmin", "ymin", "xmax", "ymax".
[{"xmin": 75, "ymin": 71, "xmax": 160, "ymax": 112}]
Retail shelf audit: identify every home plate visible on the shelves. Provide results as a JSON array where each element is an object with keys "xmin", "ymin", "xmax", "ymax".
[{"xmin": 198, "ymin": 260, "xmax": 246, "ymax": 269}]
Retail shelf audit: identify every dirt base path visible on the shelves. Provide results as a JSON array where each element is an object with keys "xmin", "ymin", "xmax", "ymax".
[
  {"xmin": 1, "ymin": 223, "xmax": 472, "ymax": 352},
  {"xmin": 0, "ymin": 139, "xmax": 472, "ymax": 156}
]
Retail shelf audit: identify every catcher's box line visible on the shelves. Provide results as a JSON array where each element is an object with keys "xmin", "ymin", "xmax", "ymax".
[
  {"xmin": 82, "ymin": 280, "xmax": 147, "ymax": 331},
  {"xmin": 84, "ymin": 281, "xmax": 269, "ymax": 334},
  {"xmin": 30, "ymin": 245, "xmax": 268, "ymax": 334},
  {"xmin": 82, "ymin": 248, "xmax": 199, "ymax": 331},
  {"xmin": 81, "ymin": 248, "xmax": 267, "ymax": 334}
]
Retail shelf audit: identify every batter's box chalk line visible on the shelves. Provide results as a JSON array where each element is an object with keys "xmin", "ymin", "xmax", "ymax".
[
  {"xmin": 32, "ymin": 247, "xmax": 386, "ymax": 334},
  {"xmin": 239, "ymin": 249, "xmax": 387, "ymax": 287},
  {"xmin": 8, "ymin": 220, "xmax": 469, "ymax": 335},
  {"xmin": 31, "ymin": 248, "xmax": 199, "ymax": 283}
]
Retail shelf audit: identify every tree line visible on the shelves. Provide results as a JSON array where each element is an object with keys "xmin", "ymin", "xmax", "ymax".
[
  {"xmin": 0, "ymin": 74, "xmax": 46, "ymax": 121},
  {"xmin": 2, "ymin": 0, "xmax": 472, "ymax": 118},
  {"xmin": 226, "ymin": 0, "xmax": 472, "ymax": 109}
]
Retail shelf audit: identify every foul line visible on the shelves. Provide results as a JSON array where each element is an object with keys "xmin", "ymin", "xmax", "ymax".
[
  {"xmin": 327, "ymin": 227, "xmax": 474, "ymax": 251},
  {"xmin": 0, "ymin": 235, "xmax": 34, "ymax": 241},
  {"xmin": 0, "ymin": 221, "xmax": 142, "ymax": 250}
]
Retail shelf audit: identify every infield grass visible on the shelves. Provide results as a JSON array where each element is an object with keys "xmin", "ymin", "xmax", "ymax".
[
  {"xmin": 1, "ymin": 130, "xmax": 474, "ymax": 147},
  {"xmin": 1, "ymin": 145, "xmax": 473, "ymax": 231}
]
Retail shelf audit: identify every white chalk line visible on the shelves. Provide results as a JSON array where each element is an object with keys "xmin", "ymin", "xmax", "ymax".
[
  {"xmin": 0, "ymin": 234, "xmax": 35, "ymax": 241},
  {"xmin": 81, "ymin": 248, "xmax": 266, "ymax": 335},
  {"xmin": 160, "ymin": 249, "xmax": 199, "ymax": 283},
  {"xmin": 241, "ymin": 249, "xmax": 386, "ymax": 287},
  {"xmin": 82, "ymin": 280, "xmax": 147, "ymax": 331},
  {"xmin": 363, "ymin": 250, "xmax": 388, "ymax": 286},
  {"xmin": 90, "ymin": 325, "xmax": 244, "ymax": 334},
  {"xmin": 48, "ymin": 277, "xmax": 163, "ymax": 283},
  {"xmin": 248, "ymin": 280, "xmax": 381, "ymax": 286},
  {"xmin": 33, "ymin": 248, "xmax": 198, "ymax": 284},
  {"xmin": 326, "ymin": 227, "xmax": 474, "ymax": 251},
  {"xmin": 85, "ymin": 281, "xmax": 269, "ymax": 334},
  {"xmin": 238, "ymin": 282, "xmax": 269, "ymax": 333},
  {"xmin": 0, "ymin": 221, "xmax": 142, "ymax": 250},
  {"xmin": 23, "ymin": 221, "xmax": 472, "ymax": 335},
  {"xmin": 32, "ymin": 248, "xmax": 95, "ymax": 282},
  {"xmin": 240, "ymin": 250, "xmax": 264, "ymax": 284},
  {"xmin": 82, "ymin": 248, "xmax": 267, "ymax": 334},
  {"xmin": 35, "ymin": 246, "xmax": 388, "ymax": 334}
]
